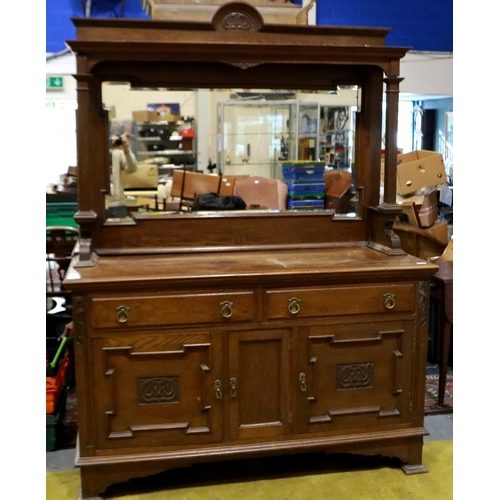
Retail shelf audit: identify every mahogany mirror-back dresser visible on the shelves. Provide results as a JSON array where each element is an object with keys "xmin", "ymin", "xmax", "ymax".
[{"xmin": 63, "ymin": 4, "xmax": 438, "ymax": 498}]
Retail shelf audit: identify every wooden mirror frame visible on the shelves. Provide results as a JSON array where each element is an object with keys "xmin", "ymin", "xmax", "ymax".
[{"xmin": 66, "ymin": 2, "xmax": 409, "ymax": 265}]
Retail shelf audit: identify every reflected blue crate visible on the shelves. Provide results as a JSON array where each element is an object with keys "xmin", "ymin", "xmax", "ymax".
[
  {"xmin": 286, "ymin": 182, "xmax": 325, "ymax": 199},
  {"xmin": 287, "ymin": 199, "xmax": 325, "ymax": 209},
  {"xmin": 282, "ymin": 166, "xmax": 325, "ymax": 183}
]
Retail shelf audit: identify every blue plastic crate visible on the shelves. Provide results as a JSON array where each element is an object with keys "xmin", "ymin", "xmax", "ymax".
[
  {"xmin": 286, "ymin": 182, "xmax": 325, "ymax": 199},
  {"xmin": 282, "ymin": 166, "xmax": 325, "ymax": 183},
  {"xmin": 287, "ymin": 199, "xmax": 325, "ymax": 209}
]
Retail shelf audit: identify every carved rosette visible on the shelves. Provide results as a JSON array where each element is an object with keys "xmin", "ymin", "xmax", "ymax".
[
  {"xmin": 212, "ymin": 2, "xmax": 264, "ymax": 31},
  {"xmin": 417, "ymin": 281, "xmax": 428, "ymax": 329},
  {"xmin": 138, "ymin": 377, "xmax": 179, "ymax": 404},
  {"xmin": 72, "ymin": 295, "xmax": 86, "ymax": 346},
  {"xmin": 221, "ymin": 12, "xmax": 253, "ymax": 30},
  {"xmin": 337, "ymin": 363, "xmax": 374, "ymax": 389}
]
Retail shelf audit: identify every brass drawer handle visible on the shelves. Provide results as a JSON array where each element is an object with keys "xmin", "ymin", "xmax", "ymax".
[
  {"xmin": 383, "ymin": 293, "xmax": 396, "ymax": 310},
  {"xmin": 230, "ymin": 377, "xmax": 237, "ymax": 397},
  {"xmin": 288, "ymin": 297, "xmax": 301, "ymax": 315},
  {"xmin": 220, "ymin": 300, "xmax": 233, "ymax": 319},
  {"xmin": 299, "ymin": 372, "xmax": 307, "ymax": 391},
  {"xmin": 116, "ymin": 305, "xmax": 130, "ymax": 323},
  {"xmin": 214, "ymin": 379, "xmax": 223, "ymax": 399}
]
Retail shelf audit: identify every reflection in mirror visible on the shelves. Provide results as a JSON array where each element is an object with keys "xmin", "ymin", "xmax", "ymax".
[{"xmin": 101, "ymin": 84, "xmax": 361, "ymax": 220}]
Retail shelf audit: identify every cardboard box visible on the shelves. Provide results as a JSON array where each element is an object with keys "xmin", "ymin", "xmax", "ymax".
[
  {"xmin": 397, "ymin": 190, "xmax": 438, "ymax": 228},
  {"xmin": 132, "ymin": 110, "xmax": 159, "ymax": 122},
  {"xmin": 380, "ymin": 148, "xmax": 403, "ymax": 183},
  {"xmin": 396, "ymin": 150, "xmax": 446, "ymax": 195},
  {"xmin": 132, "ymin": 110, "xmax": 181, "ymax": 122},
  {"xmin": 423, "ymin": 220, "xmax": 449, "ymax": 246}
]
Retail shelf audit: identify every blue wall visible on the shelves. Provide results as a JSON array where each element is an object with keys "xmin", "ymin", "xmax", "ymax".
[
  {"xmin": 316, "ymin": 0, "xmax": 452, "ymax": 52},
  {"xmin": 46, "ymin": 0, "xmax": 452, "ymax": 53},
  {"xmin": 422, "ymin": 97, "xmax": 453, "ymax": 159}
]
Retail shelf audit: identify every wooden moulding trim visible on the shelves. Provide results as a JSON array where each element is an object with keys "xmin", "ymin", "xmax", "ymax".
[
  {"xmin": 67, "ymin": 41, "xmax": 409, "ymax": 63},
  {"xmin": 70, "ymin": 16, "xmax": 392, "ymax": 42},
  {"xmin": 94, "ymin": 241, "xmax": 368, "ymax": 256},
  {"xmin": 75, "ymin": 426, "xmax": 428, "ymax": 466}
]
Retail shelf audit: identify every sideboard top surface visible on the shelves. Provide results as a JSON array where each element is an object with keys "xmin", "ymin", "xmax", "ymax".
[{"xmin": 65, "ymin": 246, "xmax": 438, "ymax": 291}]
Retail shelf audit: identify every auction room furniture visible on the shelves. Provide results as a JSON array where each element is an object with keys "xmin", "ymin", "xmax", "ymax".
[
  {"xmin": 64, "ymin": 4, "xmax": 439, "ymax": 499},
  {"xmin": 430, "ymin": 258, "xmax": 453, "ymax": 406}
]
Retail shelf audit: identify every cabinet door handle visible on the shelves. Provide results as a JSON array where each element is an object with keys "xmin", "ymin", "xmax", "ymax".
[
  {"xmin": 214, "ymin": 379, "xmax": 223, "ymax": 399},
  {"xmin": 383, "ymin": 293, "xmax": 396, "ymax": 309},
  {"xmin": 116, "ymin": 305, "xmax": 130, "ymax": 323},
  {"xmin": 220, "ymin": 300, "xmax": 233, "ymax": 318},
  {"xmin": 230, "ymin": 377, "xmax": 237, "ymax": 397},
  {"xmin": 299, "ymin": 372, "xmax": 307, "ymax": 391},
  {"xmin": 288, "ymin": 297, "xmax": 301, "ymax": 315}
]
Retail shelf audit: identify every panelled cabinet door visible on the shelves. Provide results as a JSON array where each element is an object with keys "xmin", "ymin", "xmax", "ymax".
[
  {"xmin": 293, "ymin": 320, "xmax": 414, "ymax": 435},
  {"xmin": 92, "ymin": 330, "xmax": 223, "ymax": 451},
  {"xmin": 228, "ymin": 329, "xmax": 290, "ymax": 441}
]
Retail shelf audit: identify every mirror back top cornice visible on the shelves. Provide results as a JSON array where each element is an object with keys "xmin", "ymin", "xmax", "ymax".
[
  {"xmin": 66, "ymin": 2, "xmax": 410, "ymax": 263},
  {"xmin": 67, "ymin": 2, "xmax": 409, "ymax": 77}
]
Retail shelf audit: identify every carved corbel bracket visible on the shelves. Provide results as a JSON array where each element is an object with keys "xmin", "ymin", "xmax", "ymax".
[
  {"xmin": 367, "ymin": 206, "xmax": 405, "ymax": 255},
  {"xmin": 73, "ymin": 210, "xmax": 99, "ymax": 267}
]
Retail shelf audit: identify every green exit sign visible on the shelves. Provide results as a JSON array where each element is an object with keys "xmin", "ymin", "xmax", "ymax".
[{"xmin": 46, "ymin": 76, "xmax": 64, "ymax": 90}]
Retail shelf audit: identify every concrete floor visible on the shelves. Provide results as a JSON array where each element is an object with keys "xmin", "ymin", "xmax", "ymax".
[{"xmin": 46, "ymin": 413, "xmax": 453, "ymax": 473}]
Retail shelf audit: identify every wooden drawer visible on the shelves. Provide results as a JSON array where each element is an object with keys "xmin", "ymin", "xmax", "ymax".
[
  {"xmin": 90, "ymin": 291, "xmax": 255, "ymax": 329},
  {"xmin": 264, "ymin": 283, "xmax": 414, "ymax": 320}
]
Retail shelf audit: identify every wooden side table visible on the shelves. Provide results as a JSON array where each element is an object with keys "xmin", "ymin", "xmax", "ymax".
[{"xmin": 430, "ymin": 259, "xmax": 453, "ymax": 406}]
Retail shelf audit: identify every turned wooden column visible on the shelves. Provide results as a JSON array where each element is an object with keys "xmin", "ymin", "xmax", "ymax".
[
  {"xmin": 73, "ymin": 61, "xmax": 109, "ymax": 266},
  {"xmin": 381, "ymin": 76, "xmax": 404, "ymax": 208}
]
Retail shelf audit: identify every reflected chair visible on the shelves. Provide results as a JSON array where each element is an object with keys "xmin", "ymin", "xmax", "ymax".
[
  {"xmin": 218, "ymin": 175, "xmax": 249, "ymax": 196},
  {"xmin": 171, "ymin": 170, "xmax": 222, "ymax": 210},
  {"xmin": 233, "ymin": 176, "xmax": 288, "ymax": 211},
  {"xmin": 46, "ymin": 226, "xmax": 79, "ymax": 314},
  {"xmin": 324, "ymin": 169, "xmax": 355, "ymax": 213}
]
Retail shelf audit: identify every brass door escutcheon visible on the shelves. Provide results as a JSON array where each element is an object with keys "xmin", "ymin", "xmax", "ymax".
[
  {"xmin": 214, "ymin": 379, "xmax": 223, "ymax": 399},
  {"xmin": 299, "ymin": 372, "xmax": 307, "ymax": 391},
  {"xmin": 230, "ymin": 377, "xmax": 237, "ymax": 397},
  {"xmin": 116, "ymin": 305, "xmax": 130, "ymax": 323},
  {"xmin": 288, "ymin": 297, "xmax": 301, "ymax": 315},
  {"xmin": 220, "ymin": 300, "xmax": 233, "ymax": 318},
  {"xmin": 383, "ymin": 293, "xmax": 396, "ymax": 309}
]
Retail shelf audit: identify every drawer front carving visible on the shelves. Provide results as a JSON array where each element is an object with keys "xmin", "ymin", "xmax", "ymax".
[
  {"xmin": 93, "ymin": 331, "xmax": 223, "ymax": 450},
  {"xmin": 265, "ymin": 284, "xmax": 414, "ymax": 320},
  {"xmin": 294, "ymin": 320, "xmax": 414, "ymax": 435},
  {"xmin": 90, "ymin": 291, "xmax": 255, "ymax": 329}
]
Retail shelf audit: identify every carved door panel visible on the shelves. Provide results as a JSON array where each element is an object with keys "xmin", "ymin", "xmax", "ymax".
[
  {"xmin": 92, "ymin": 330, "xmax": 223, "ymax": 451},
  {"xmin": 293, "ymin": 320, "xmax": 414, "ymax": 435},
  {"xmin": 228, "ymin": 329, "xmax": 290, "ymax": 441}
]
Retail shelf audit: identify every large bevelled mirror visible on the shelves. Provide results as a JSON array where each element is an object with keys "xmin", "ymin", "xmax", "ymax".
[{"xmin": 102, "ymin": 84, "xmax": 362, "ymax": 220}]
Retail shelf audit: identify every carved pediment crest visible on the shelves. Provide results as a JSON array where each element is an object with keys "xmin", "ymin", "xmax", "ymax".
[{"xmin": 212, "ymin": 2, "xmax": 264, "ymax": 31}]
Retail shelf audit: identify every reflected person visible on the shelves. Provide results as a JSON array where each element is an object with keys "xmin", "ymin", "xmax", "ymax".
[{"xmin": 107, "ymin": 134, "xmax": 138, "ymax": 218}]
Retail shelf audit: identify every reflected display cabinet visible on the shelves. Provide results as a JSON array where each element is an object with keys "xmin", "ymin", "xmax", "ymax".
[
  {"xmin": 64, "ymin": 4, "xmax": 438, "ymax": 499},
  {"xmin": 216, "ymin": 99, "xmax": 320, "ymax": 179},
  {"xmin": 132, "ymin": 117, "xmax": 196, "ymax": 164}
]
